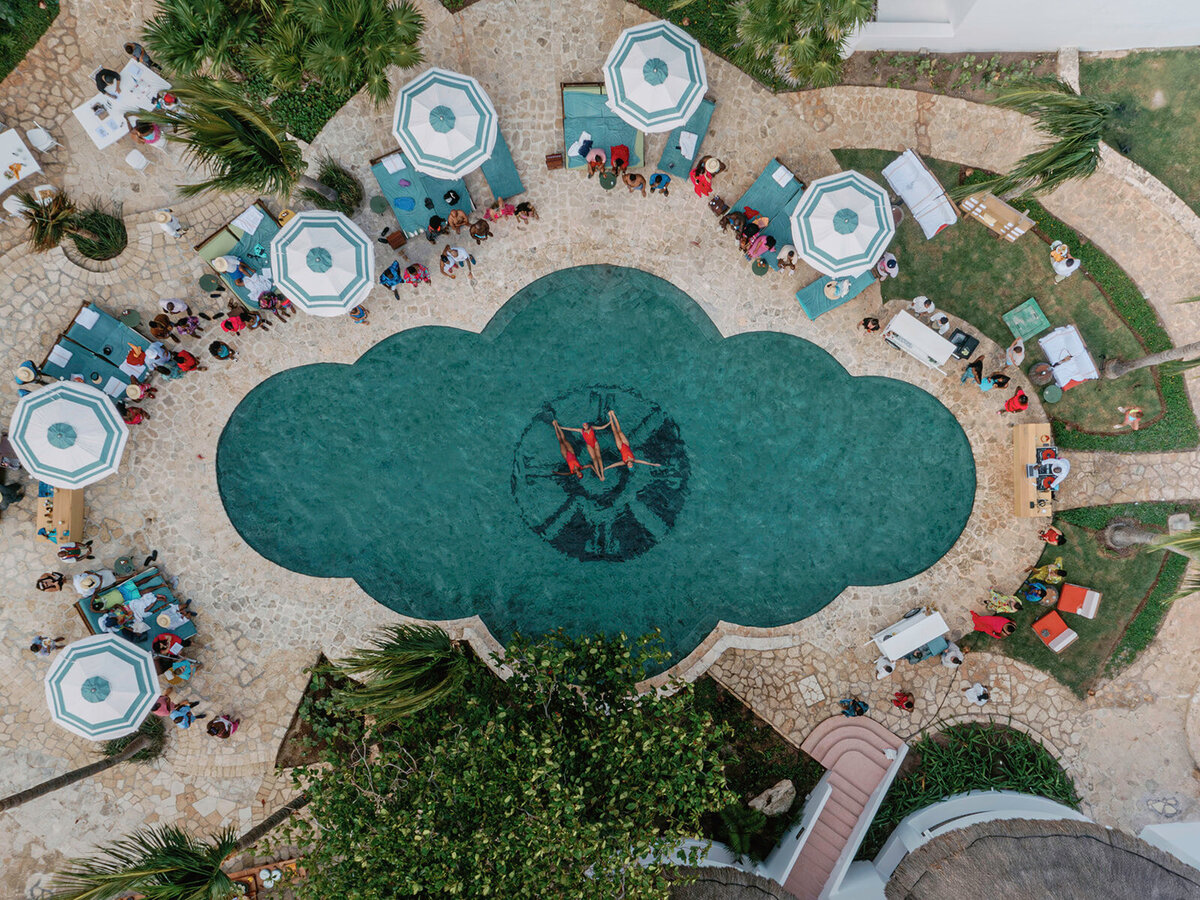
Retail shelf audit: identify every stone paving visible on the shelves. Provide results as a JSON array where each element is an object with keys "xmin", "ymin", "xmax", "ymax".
[{"xmin": 2, "ymin": 0, "xmax": 1200, "ymax": 892}]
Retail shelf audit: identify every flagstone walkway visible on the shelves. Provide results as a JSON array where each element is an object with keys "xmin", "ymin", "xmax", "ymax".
[{"xmin": 2, "ymin": 0, "xmax": 1200, "ymax": 893}]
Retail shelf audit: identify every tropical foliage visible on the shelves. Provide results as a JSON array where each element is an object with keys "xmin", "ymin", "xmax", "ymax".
[
  {"xmin": 325, "ymin": 623, "xmax": 469, "ymax": 723},
  {"xmin": 727, "ymin": 0, "xmax": 875, "ymax": 88},
  {"xmin": 140, "ymin": 77, "xmax": 332, "ymax": 200},
  {"xmin": 298, "ymin": 156, "xmax": 365, "ymax": 215},
  {"xmin": 141, "ymin": 0, "xmax": 259, "ymax": 78},
  {"xmin": 859, "ymin": 724, "xmax": 1079, "ymax": 859},
  {"xmin": 949, "ymin": 78, "xmax": 1119, "ymax": 200},
  {"xmin": 246, "ymin": 0, "xmax": 423, "ymax": 107},
  {"xmin": 1146, "ymin": 524, "xmax": 1200, "ymax": 599},
  {"xmin": 141, "ymin": 0, "xmax": 424, "ymax": 139},
  {"xmin": 17, "ymin": 191, "xmax": 126, "ymax": 259},
  {"xmin": 70, "ymin": 200, "xmax": 129, "ymax": 261},
  {"xmin": 102, "ymin": 714, "xmax": 166, "ymax": 762},
  {"xmin": 288, "ymin": 631, "xmax": 734, "ymax": 899},
  {"xmin": 45, "ymin": 825, "xmax": 239, "ymax": 900}
]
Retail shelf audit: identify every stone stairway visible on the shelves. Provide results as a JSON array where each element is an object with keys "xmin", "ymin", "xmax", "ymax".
[{"xmin": 783, "ymin": 716, "xmax": 907, "ymax": 900}]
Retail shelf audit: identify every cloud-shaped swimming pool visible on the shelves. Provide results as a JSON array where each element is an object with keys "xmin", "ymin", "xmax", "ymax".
[{"xmin": 217, "ymin": 265, "xmax": 975, "ymax": 660}]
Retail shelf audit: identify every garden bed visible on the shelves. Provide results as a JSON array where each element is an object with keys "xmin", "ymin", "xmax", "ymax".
[
  {"xmin": 961, "ymin": 502, "xmax": 1192, "ymax": 696},
  {"xmin": 0, "ymin": 0, "xmax": 58, "ymax": 85},
  {"xmin": 693, "ymin": 677, "xmax": 823, "ymax": 860},
  {"xmin": 841, "ymin": 51, "xmax": 1057, "ymax": 102},
  {"xmin": 857, "ymin": 723, "xmax": 1079, "ymax": 860},
  {"xmin": 832, "ymin": 148, "xmax": 1198, "ymax": 453}
]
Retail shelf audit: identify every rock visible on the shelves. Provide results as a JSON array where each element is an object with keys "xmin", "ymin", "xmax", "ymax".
[{"xmin": 749, "ymin": 779, "xmax": 796, "ymax": 817}]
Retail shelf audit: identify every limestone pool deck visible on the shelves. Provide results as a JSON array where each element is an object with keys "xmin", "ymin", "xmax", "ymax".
[{"xmin": 3, "ymin": 0, "xmax": 1200, "ymax": 892}]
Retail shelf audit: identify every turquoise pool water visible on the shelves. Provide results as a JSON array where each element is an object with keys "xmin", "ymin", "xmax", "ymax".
[{"xmin": 216, "ymin": 266, "xmax": 975, "ymax": 661}]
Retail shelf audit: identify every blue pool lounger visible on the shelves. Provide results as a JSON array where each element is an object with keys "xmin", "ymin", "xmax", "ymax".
[
  {"xmin": 734, "ymin": 159, "xmax": 805, "ymax": 270},
  {"xmin": 370, "ymin": 149, "xmax": 473, "ymax": 236},
  {"xmin": 561, "ymin": 83, "xmax": 645, "ymax": 171},
  {"xmin": 480, "ymin": 128, "xmax": 525, "ymax": 200},
  {"xmin": 795, "ymin": 270, "xmax": 878, "ymax": 320},
  {"xmin": 193, "ymin": 200, "xmax": 281, "ymax": 310},
  {"xmin": 657, "ymin": 96, "xmax": 716, "ymax": 178}
]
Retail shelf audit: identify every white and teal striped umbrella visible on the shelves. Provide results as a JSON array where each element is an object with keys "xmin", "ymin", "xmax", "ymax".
[
  {"xmin": 45, "ymin": 634, "xmax": 158, "ymax": 741},
  {"xmin": 393, "ymin": 67, "xmax": 498, "ymax": 179},
  {"xmin": 789, "ymin": 170, "xmax": 896, "ymax": 277},
  {"xmin": 269, "ymin": 211, "xmax": 374, "ymax": 317},
  {"xmin": 603, "ymin": 20, "xmax": 707, "ymax": 133},
  {"xmin": 9, "ymin": 381, "xmax": 129, "ymax": 488}
]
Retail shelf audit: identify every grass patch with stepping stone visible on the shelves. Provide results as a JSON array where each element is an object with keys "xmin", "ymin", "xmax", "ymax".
[{"xmin": 961, "ymin": 502, "xmax": 1193, "ymax": 697}]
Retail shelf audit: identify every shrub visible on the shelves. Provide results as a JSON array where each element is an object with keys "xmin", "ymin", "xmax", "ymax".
[
  {"xmin": 71, "ymin": 202, "xmax": 128, "ymax": 261},
  {"xmin": 299, "ymin": 156, "xmax": 364, "ymax": 215}
]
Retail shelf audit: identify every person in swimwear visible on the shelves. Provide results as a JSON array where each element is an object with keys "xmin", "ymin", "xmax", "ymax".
[
  {"xmin": 552, "ymin": 421, "xmax": 584, "ymax": 479},
  {"xmin": 603, "ymin": 411, "xmax": 662, "ymax": 471},
  {"xmin": 562, "ymin": 420, "xmax": 609, "ymax": 480}
]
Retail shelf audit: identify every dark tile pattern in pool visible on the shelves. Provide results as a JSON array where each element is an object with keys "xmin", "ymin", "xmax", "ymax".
[{"xmin": 216, "ymin": 265, "xmax": 975, "ymax": 660}]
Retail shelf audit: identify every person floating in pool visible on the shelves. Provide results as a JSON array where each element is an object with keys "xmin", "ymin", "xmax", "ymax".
[
  {"xmin": 561, "ymin": 420, "xmax": 609, "ymax": 480},
  {"xmin": 552, "ymin": 421, "xmax": 585, "ymax": 479},
  {"xmin": 603, "ymin": 411, "xmax": 662, "ymax": 472}
]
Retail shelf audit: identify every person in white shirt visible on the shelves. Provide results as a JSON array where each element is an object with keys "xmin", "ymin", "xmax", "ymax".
[
  {"xmin": 910, "ymin": 295, "xmax": 935, "ymax": 317},
  {"xmin": 963, "ymin": 682, "xmax": 990, "ymax": 706},
  {"xmin": 941, "ymin": 642, "xmax": 964, "ymax": 668}
]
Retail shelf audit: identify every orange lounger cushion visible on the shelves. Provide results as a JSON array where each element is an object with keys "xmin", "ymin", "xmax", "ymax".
[
  {"xmin": 1057, "ymin": 583, "xmax": 1101, "ymax": 619},
  {"xmin": 1033, "ymin": 610, "xmax": 1078, "ymax": 653}
]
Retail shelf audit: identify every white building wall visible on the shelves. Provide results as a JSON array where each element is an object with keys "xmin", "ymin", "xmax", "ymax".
[{"xmin": 851, "ymin": 0, "xmax": 1200, "ymax": 53}]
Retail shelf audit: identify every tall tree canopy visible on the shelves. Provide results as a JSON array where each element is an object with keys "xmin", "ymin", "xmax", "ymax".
[{"xmin": 289, "ymin": 631, "xmax": 734, "ymax": 899}]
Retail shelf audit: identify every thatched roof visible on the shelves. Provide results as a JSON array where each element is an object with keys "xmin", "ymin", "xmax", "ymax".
[
  {"xmin": 887, "ymin": 818, "xmax": 1200, "ymax": 900},
  {"xmin": 671, "ymin": 867, "xmax": 798, "ymax": 900}
]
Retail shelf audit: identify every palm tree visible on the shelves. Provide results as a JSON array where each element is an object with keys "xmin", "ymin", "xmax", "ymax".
[
  {"xmin": 1103, "ymin": 341, "xmax": 1200, "ymax": 379},
  {"xmin": 1101, "ymin": 520, "xmax": 1165, "ymax": 552},
  {"xmin": 0, "ymin": 733, "xmax": 152, "ymax": 814},
  {"xmin": 728, "ymin": 0, "xmax": 874, "ymax": 89},
  {"xmin": 949, "ymin": 78, "xmax": 1119, "ymax": 200},
  {"xmin": 17, "ymin": 191, "xmax": 101, "ymax": 253},
  {"xmin": 45, "ymin": 794, "xmax": 311, "ymax": 900},
  {"xmin": 328, "ymin": 624, "xmax": 470, "ymax": 724},
  {"xmin": 141, "ymin": 0, "xmax": 261, "ymax": 79},
  {"xmin": 1142, "ymin": 525, "xmax": 1200, "ymax": 598},
  {"xmin": 140, "ymin": 77, "xmax": 337, "ymax": 201},
  {"xmin": 247, "ymin": 0, "xmax": 424, "ymax": 107}
]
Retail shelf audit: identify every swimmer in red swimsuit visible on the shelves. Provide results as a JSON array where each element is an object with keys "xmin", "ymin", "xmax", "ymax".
[
  {"xmin": 552, "ymin": 421, "xmax": 584, "ymax": 479},
  {"xmin": 603, "ymin": 411, "xmax": 662, "ymax": 471},
  {"xmin": 562, "ymin": 419, "xmax": 610, "ymax": 480}
]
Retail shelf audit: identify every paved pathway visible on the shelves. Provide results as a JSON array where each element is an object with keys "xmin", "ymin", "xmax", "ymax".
[{"xmin": 2, "ymin": 0, "xmax": 1200, "ymax": 892}]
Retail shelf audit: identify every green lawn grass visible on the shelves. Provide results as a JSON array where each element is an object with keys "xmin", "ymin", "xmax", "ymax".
[
  {"xmin": 832, "ymin": 148, "xmax": 1197, "ymax": 452},
  {"xmin": 0, "ymin": 0, "xmax": 59, "ymax": 84},
  {"xmin": 1080, "ymin": 49, "xmax": 1200, "ymax": 218},
  {"xmin": 857, "ymin": 724, "xmax": 1079, "ymax": 860},
  {"xmin": 961, "ymin": 502, "xmax": 1192, "ymax": 696}
]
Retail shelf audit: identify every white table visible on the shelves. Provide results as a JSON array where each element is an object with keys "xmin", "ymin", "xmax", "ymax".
[
  {"xmin": 883, "ymin": 310, "xmax": 958, "ymax": 373},
  {"xmin": 72, "ymin": 60, "xmax": 171, "ymax": 150},
  {"xmin": 0, "ymin": 128, "xmax": 41, "ymax": 192}
]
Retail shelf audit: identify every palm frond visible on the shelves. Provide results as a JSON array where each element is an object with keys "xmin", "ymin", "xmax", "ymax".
[
  {"xmin": 141, "ymin": 76, "xmax": 304, "ymax": 198},
  {"xmin": 329, "ymin": 624, "xmax": 469, "ymax": 723},
  {"xmin": 18, "ymin": 190, "xmax": 77, "ymax": 253},
  {"xmin": 47, "ymin": 825, "xmax": 237, "ymax": 900}
]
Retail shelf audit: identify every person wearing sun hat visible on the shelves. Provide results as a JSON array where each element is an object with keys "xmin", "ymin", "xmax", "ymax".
[
  {"xmin": 153, "ymin": 209, "xmax": 187, "ymax": 239},
  {"xmin": 72, "ymin": 568, "xmax": 115, "ymax": 597}
]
